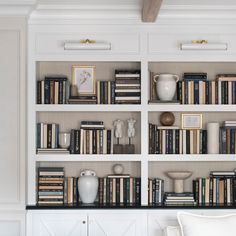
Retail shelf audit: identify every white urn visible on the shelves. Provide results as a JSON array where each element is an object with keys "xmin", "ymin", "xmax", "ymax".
[
  {"xmin": 78, "ymin": 169, "xmax": 98, "ymax": 204},
  {"xmin": 154, "ymin": 74, "xmax": 179, "ymax": 101}
]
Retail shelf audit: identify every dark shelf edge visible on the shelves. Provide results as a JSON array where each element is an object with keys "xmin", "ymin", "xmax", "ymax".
[{"xmin": 26, "ymin": 204, "xmax": 236, "ymax": 210}]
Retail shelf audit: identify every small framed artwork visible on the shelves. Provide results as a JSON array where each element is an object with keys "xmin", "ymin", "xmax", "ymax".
[
  {"xmin": 181, "ymin": 113, "xmax": 203, "ymax": 129},
  {"xmin": 72, "ymin": 65, "xmax": 96, "ymax": 95}
]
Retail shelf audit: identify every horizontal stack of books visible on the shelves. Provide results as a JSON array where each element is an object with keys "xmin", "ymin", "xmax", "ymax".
[
  {"xmin": 37, "ymin": 75, "xmax": 69, "ymax": 104},
  {"xmin": 97, "ymin": 81, "xmax": 116, "ymax": 104},
  {"xmin": 115, "ymin": 70, "xmax": 141, "ymax": 104},
  {"xmin": 220, "ymin": 121, "xmax": 236, "ymax": 154},
  {"xmin": 148, "ymin": 178, "xmax": 164, "ymax": 205},
  {"xmin": 193, "ymin": 171, "xmax": 236, "ymax": 205},
  {"xmin": 98, "ymin": 175, "xmax": 141, "ymax": 205},
  {"xmin": 149, "ymin": 124, "xmax": 207, "ymax": 154},
  {"xmin": 164, "ymin": 192, "xmax": 196, "ymax": 206},
  {"xmin": 68, "ymin": 95, "xmax": 97, "ymax": 104},
  {"xmin": 70, "ymin": 121, "xmax": 114, "ymax": 154},
  {"xmin": 37, "ymin": 167, "xmax": 64, "ymax": 205}
]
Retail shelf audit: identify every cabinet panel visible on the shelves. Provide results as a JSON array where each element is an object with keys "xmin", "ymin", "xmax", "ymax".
[
  {"xmin": 89, "ymin": 212, "xmax": 147, "ymax": 236},
  {"xmin": 148, "ymin": 33, "xmax": 236, "ymax": 55},
  {"xmin": 32, "ymin": 213, "xmax": 87, "ymax": 236},
  {"xmin": 36, "ymin": 33, "xmax": 140, "ymax": 55},
  {"xmin": 0, "ymin": 30, "xmax": 20, "ymax": 203}
]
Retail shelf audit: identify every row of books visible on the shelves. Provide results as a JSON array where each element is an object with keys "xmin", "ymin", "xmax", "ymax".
[
  {"xmin": 148, "ymin": 178, "xmax": 164, "ymax": 205},
  {"xmin": 97, "ymin": 81, "xmax": 115, "ymax": 104},
  {"xmin": 58, "ymin": 175, "xmax": 142, "ymax": 205},
  {"xmin": 37, "ymin": 76, "xmax": 69, "ymax": 104},
  {"xmin": 193, "ymin": 171, "xmax": 236, "ymax": 205},
  {"xmin": 37, "ymin": 123, "xmax": 60, "ymax": 149},
  {"xmin": 70, "ymin": 121, "xmax": 113, "ymax": 154},
  {"xmin": 98, "ymin": 176, "xmax": 141, "ymax": 205},
  {"xmin": 114, "ymin": 70, "xmax": 141, "ymax": 104},
  {"xmin": 37, "ymin": 167, "xmax": 64, "ymax": 205},
  {"xmin": 149, "ymin": 124, "xmax": 207, "ymax": 154}
]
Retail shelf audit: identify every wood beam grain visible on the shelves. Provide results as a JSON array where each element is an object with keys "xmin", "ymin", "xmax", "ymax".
[{"xmin": 142, "ymin": 0, "xmax": 163, "ymax": 22}]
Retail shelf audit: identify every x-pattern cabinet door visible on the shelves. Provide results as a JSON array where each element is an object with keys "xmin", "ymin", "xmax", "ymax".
[
  {"xmin": 31, "ymin": 212, "xmax": 87, "ymax": 236},
  {"xmin": 88, "ymin": 211, "xmax": 147, "ymax": 236}
]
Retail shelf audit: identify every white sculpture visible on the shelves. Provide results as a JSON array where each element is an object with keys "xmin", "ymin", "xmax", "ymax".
[
  {"xmin": 113, "ymin": 119, "xmax": 124, "ymax": 139},
  {"xmin": 127, "ymin": 118, "xmax": 136, "ymax": 138}
]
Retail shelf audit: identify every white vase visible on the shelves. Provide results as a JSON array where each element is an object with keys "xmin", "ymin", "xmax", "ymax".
[
  {"xmin": 154, "ymin": 74, "xmax": 179, "ymax": 101},
  {"xmin": 78, "ymin": 169, "xmax": 98, "ymax": 204},
  {"xmin": 207, "ymin": 122, "xmax": 220, "ymax": 154},
  {"xmin": 59, "ymin": 132, "xmax": 70, "ymax": 149}
]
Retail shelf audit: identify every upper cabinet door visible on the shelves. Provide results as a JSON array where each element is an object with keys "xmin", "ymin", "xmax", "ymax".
[{"xmin": 88, "ymin": 211, "xmax": 147, "ymax": 236}]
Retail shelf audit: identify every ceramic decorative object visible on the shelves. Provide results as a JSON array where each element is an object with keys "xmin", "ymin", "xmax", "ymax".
[
  {"xmin": 160, "ymin": 112, "xmax": 175, "ymax": 126},
  {"xmin": 78, "ymin": 169, "xmax": 98, "ymax": 204},
  {"xmin": 166, "ymin": 171, "xmax": 192, "ymax": 193},
  {"xmin": 59, "ymin": 132, "xmax": 71, "ymax": 149},
  {"xmin": 153, "ymin": 74, "xmax": 179, "ymax": 101},
  {"xmin": 113, "ymin": 119, "xmax": 124, "ymax": 154},
  {"xmin": 124, "ymin": 118, "xmax": 136, "ymax": 154},
  {"xmin": 113, "ymin": 164, "xmax": 124, "ymax": 175},
  {"xmin": 207, "ymin": 122, "xmax": 220, "ymax": 154}
]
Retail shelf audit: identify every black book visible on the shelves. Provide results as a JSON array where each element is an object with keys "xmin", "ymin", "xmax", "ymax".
[
  {"xmin": 44, "ymin": 80, "xmax": 50, "ymax": 104},
  {"xmin": 45, "ymin": 75, "xmax": 67, "ymax": 81}
]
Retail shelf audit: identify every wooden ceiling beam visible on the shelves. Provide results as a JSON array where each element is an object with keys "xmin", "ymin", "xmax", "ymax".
[{"xmin": 142, "ymin": 0, "xmax": 163, "ymax": 22}]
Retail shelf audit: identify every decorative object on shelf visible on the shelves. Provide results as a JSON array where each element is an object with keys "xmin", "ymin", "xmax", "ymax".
[
  {"xmin": 72, "ymin": 65, "xmax": 96, "ymax": 96},
  {"xmin": 112, "ymin": 164, "xmax": 124, "ymax": 175},
  {"xmin": 166, "ymin": 171, "xmax": 192, "ymax": 193},
  {"xmin": 207, "ymin": 122, "xmax": 220, "ymax": 154},
  {"xmin": 59, "ymin": 132, "xmax": 71, "ymax": 149},
  {"xmin": 160, "ymin": 112, "xmax": 175, "ymax": 126},
  {"xmin": 113, "ymin": 119, "xmax": 124, "ymax": 154},
  {"xmin": 64, "ymin": 39, "xmax": 111, "ymax": 50},
  {"xmin": 180, "ymin": 40, "xmax": 228, "ymax": 51},
  {"xmin": 181, "ymin": 113, "xmax": 203, "ymax": 129},
  {"xmin": 153, "ymin": 73, "xmax": 179, "ymax": 101},
  {"xmin": 124, "ymin": 118, "xmax": 136, "ymax": 154},
  {"xmin": 78, "ymin": 169, "xmax": 98, "ymax": 204}
]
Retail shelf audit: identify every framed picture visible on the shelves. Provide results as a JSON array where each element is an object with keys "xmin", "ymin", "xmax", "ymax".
[
  {"xmin": 181, "ymin": 113, "xmax": 203, "ymax": 129},
  {"xmin": 72, "ymin": 65, "xmax": 96, "ymax": 95}
]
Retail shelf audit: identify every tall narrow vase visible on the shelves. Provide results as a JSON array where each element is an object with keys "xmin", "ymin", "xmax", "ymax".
[{"xmin": 207, "ymin": 122, "xmax": 220, "ymax": 154}]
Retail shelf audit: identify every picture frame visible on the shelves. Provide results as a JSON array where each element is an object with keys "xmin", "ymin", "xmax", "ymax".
[
  {"xmin": 72, "ymin": 65, "xmax": 96, "ymax": 96},
  {"xmin": 181, "ymin": 113, "xmax": 203, "ymax": 129}
]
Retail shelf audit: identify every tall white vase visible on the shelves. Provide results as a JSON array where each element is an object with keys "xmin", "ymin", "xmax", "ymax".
[
  {"xmin": 78, "ymin": 170, "xmax": 98, "ymax": 204},
  {"xmin": 207, "ymin": 122, "xmax": 220, "ymax": 154}
]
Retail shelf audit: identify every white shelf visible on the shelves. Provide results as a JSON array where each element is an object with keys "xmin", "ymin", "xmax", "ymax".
[
  {"xmin": 35, "ymin": 154, "xmax": 142, "ymax": 162},
  {"xmin": 148, "ymin": 154, "xmax": 236, "ymax": 162},
  {"xmin": 35, "ymin": 104, "xmax": 142, "ymax": 112},
  {"xmin": 148, "ymin": 104, "xmax": 236, "ymax": 112}
]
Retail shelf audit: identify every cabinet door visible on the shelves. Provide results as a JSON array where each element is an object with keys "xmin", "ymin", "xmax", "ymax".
[
  {"xmin": 31, "ymin": 212, "xmax": 87, "ymax": 236},
  {"xmin": 89, "ymin": 211, "xmax": 147, "ymax": 236}
]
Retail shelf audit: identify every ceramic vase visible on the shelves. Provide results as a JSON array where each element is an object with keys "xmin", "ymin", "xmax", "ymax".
[
  {"xmin": 154, "ymin": 74, "xmax": 179, "ymax": 101},
  {"xmin": 207, "ymin": 122, "xmax": 220, "ymax": 154},
  {"xmin": 78, "ymin": 170, "xmax": 98, "ymax": 204}
]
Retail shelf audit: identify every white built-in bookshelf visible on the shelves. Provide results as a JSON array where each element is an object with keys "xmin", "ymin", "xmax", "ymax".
[{"xmin": 27, "ymin": 25, "xmax": 236, "ymax": 207}]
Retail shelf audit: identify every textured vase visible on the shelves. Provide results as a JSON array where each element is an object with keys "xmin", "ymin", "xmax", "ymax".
[
  {"xmin": 207, "ymin": 122, "xmax": 220, "ymax": 154},
  {"xmin": 154, "ymin": 74, "xmax": 179, "ymax": 101},
  {"xmin": 78, "ymin": 170, "xmax": 98, "ymax": 204}
]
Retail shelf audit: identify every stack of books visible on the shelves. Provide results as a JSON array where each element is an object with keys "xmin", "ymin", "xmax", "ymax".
[
  {"xmin": 217, "ymin": 74, "xmax": 236, "ymax": 104},
  {"xmin": 164, "ymin": 192, "xmax": 196, "ymax": 206},
  {"xmin": 97, "ymin": 81, "xmax": 116, "ymax": 104},
  {"xmin": 70, "ymin": 121, "xmax": 114, "ymax": 154},
  {"xmin": 98, "ymin": 175, "xmax": 141, "ymax": 205},
  {"xmin": 220, "ymin": 121, "xmax": 236, "ymax": 154},
  {"xmin": 37, "ymin": 167, "xmax": 64, "ymax": 205},
  {"xmin": 193, "ymin": 171, "xmax": 235, "ymax": 205},
  {"xmin": 37, "ymin": 75, "xmax": 69, "ymax": 104},
  {"xmin": 149, "ymin": 124, "xmax": 207, "ymax": 154},
  {"xmin": 148, "ymin": 178, "xmax": 164, "ymax": 205},
  {"xmin": 115, "ymin": 70, "xmax": 141, "ymax": 104},
  {"xmin": 37, "ymin": 123, "xmax": 59, "ymax": 149},
  {"xmin": 68, "ymin": 95, "xmax": 97, "ymax": 104}
]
